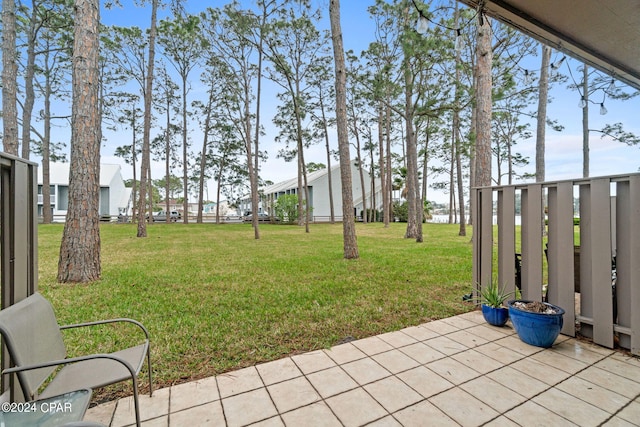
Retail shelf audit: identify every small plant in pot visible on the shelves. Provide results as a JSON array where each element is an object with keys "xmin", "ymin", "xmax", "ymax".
[
  {"xmin": 507, "ymin": 300, "xmax": 565, "ymax": 348},
  {"xmin": 479, "ymin": 282, "xmax": 514, "ymax": 327}
]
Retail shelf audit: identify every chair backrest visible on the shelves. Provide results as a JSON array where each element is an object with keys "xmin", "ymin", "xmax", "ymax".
[{"xmin": 0, "ymin": 293, "xmax": 66, "ymax": 399}]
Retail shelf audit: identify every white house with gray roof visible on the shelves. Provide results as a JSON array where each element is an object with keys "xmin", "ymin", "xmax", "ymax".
[
  {"xmin": 240, "ymin": 160, "xmax": 383, "ymax": 221},
  {"xmin": 37, "ymin": 163, "xmax": 132, "ymax": 220}
]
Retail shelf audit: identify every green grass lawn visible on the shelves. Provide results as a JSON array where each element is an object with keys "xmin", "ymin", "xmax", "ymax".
[{"xmin": 38, "ymin": 222, "xmax": 474, "ymax": 401}]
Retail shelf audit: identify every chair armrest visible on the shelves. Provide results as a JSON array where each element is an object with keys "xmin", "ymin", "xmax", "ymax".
[
  {"xmin": 59, "ymin": 318, "xmax": 150, "ymax": 341},
  {"xmin": 2, "ymin": 353, "xmax": 138, "ymax": 381},
  {"xmin": 62, "ymin": 423, "xmax": 106, "ymax": 427}
]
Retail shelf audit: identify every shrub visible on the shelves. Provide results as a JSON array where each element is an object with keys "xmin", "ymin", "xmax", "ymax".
[
  {"xmin": 274, "ymin": 194, "xmax": 303, "ymax": 224},
  {"xmin": 392, "ymin": 201, "xmax": 432, "ymax": 223},
  {"xmin": 363, "ymin": 208, "xmax": 382, "ymax": 222},
  {"xmin": 393, "ymin": 201, "xmax": 408, "ymax": 222}
]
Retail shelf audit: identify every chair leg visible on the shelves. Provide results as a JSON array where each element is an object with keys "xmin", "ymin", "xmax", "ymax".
[
  {"xmin": 146, "ymin": 347, "xmax": 153, "ymax": 397},
  {"xmin": 132, "ymin": 376, "xmax": 141, "ymax": 427}
]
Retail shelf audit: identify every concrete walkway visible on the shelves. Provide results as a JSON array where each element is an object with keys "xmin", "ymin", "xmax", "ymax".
[{"xmin": 84, "ymin": 310, "xmax": 640, "ymax": 426}]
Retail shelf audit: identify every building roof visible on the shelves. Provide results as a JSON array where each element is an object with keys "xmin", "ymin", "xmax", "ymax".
[
  {"xmin": 261, "ymin": 164, "xmax": 338, "ymax": 194},
  {"xmin": 458, "ymin": 0, "xmax": 640, "ymax": 89},
  {"xmin": 37, "ymin": 162, "xmax": 123, "ymax": 187}
]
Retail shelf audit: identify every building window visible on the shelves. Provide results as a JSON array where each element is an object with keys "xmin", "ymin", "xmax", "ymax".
[{"xmin": 58, "ymin": 186, "xmax": 69, "ymax": 210}]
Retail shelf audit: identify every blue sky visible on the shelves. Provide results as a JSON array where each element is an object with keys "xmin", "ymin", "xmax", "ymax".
[{"xmin": 96, "ymin": 0, "xmax": 640, "ymax": 203}]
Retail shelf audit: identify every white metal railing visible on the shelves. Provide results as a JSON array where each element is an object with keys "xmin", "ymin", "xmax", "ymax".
[{"xmin": 472, "ymin": 173, "xmax": 640, "ymax": 355}]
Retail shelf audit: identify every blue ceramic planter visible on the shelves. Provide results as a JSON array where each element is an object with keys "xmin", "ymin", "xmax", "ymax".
[
  {"xmin": 507, "ymin": 300, "xmax": 565, "ymax": 348},
  {"xmin": 481, "ymin": 304, "xmax": 509, "ymax": 327}
]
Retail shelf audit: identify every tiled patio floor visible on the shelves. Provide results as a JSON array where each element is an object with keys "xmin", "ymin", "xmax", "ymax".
[{"xmin": 84, "ymin": 310, "xmax": 640, "ymax": 427}]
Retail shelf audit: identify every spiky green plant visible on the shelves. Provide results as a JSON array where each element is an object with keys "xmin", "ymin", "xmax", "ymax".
[{"xmin": 480, "ymin": 281, "xmax": 514, "ymax": 308}]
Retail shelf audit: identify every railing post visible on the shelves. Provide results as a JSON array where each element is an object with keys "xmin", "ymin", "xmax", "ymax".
[
  {"xmin": 473, "ymin": 187, "xmax": 494, "ymax": 300},
  {"xmin": 497, "ymin": 187, "xmax": 516, "ymax": 296},
  {"xmin": 472, "ymin": 188, "xmax": 479, "ymax": 291},
  {"xmin": 547, "ymin": 182, "xmax": 575, "ymax": 336},
  {"xmin": 520, "ymin": 184, "xmax": 543, "ymax": 301},
  {"xmin": 580, "ymin": 179, "xmax": 614, "ymax": 348},
  {"xmin": 615, "ymin": 177, "xmax": 640, "ymax": 354}
]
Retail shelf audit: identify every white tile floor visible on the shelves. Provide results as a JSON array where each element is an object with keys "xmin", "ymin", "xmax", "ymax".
[{"xmin": 84, "ymin": 311, "xmax": 640, "ymax": 427}]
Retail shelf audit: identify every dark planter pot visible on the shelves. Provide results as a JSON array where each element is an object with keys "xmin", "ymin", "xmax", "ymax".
[
  {"xmin": 481, "ymin": 304, "xmax": 509, "ymax": 327},
  {"xmin": 507, "ymin": 300, "xmax": 565, "ymax": 348}
]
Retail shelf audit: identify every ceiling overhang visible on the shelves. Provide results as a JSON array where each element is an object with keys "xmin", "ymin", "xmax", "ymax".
[{"xmin": 458, "ymin": 0, "xmax": 640, "ymax": 89}]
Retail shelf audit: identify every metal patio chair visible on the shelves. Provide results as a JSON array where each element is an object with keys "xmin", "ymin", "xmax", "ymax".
[{"xmin": 0, "ymin": 292, "xmax": 152, "ymax": 426}]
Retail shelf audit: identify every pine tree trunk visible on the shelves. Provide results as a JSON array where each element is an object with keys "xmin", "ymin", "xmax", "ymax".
[
  {"xmin": 449, "ymin": 131, "xmax": 455, "ymax": 224},
  {"xmin": 421, "ymin": 125, "xmax": 429, "ymax": 214},
  {"xmin": 137, "ymin": 0, "xmax": 158, "ymax": 237},
  {"xmin": 536, "ymin": 45, "xmax": 551, "ymax": 182},
  {"xmin": 57, "ymin": 0, "xmax": 101, "ymax": 283},
  {"xmin": 2, "ymin": 0, "xmax": 19, "ymax": 155},
  {"xmin": 454, "ymin": 3, "xmax": 466, "ymax": 236},
  {"xmin": 474, "ymin": 16, "xmax": 493, "ymax": 187},
  {"xmin": 21, "ymin": 4, "xmax": 38, "ymax": 160},
  {"xmin": 301, "ymin": 147, "xmax": 311, "ymax": 233},
  {"xmin": 403, "ymin": 52, "xmax": 421, "ymax": 241},
  {"xmin": 42, "ymin": 63, "xmax": 53, "ymax": 224},
  {"xmin": 251, "ymin": 2, "xmax": 268, "ymax": 239},
  {"xmin": 246, "ymin": 93, "xmax": 260, "ymax": 236},
  {"xmin": 182, "ymin": 75, "xmax": 189, "ymax": 223},
  {"xmin": 468, "ymin": 72, "xmax": 477, "ymax": 227},
  {"xmin": 131, "ymin": 100, "xmax": 138, "ymax": 222},
  {"xmin": 352, "ymin": 121, "xmax": 367, "ymax": 224},
  {"xmin": 455, "ymin": 122, "xmax": 466, "ymax": 236},
  {"xmin": 385, "ymin": 103, "xmax": 393, "ymax": 225},
  {"xmin": 582, "ymin": 65, "xmax": 590, "ymax": 178},
  {"xmin": 164, "ymin": 93, "xmax": 171, "ymax": 222},
  {"xmin": 378, "ymin": 102, "xmax": 389, "ymax": 227},
  {"xmin": 147, "ymin": 165, "xmax": 153, "ymax": 222},
  {"xmin": 330, "ymin": 0, "xmax": 358, "ymax": 259},
  {"xmin": 537, "ymin": 46, "xmax": 552, "ymax": 236},
  {"xmin": 198, "ymin": 90, "xmax": 214, "ymax": 223}
]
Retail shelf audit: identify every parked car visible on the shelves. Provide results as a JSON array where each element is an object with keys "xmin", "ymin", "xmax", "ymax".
[
  {"xmin": 243, "ymin": 212, "xmax": 275, "ymax": 223},
  {"xmin": 148, "ymin": 210, "xmax": 181, "ymax": 222}
]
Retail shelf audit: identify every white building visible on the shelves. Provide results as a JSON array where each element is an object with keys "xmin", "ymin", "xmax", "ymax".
[
  {"xmin": 241, "ymin": 161, "xmax": 383, "ymax": 221},
  {"xmin": 37, "ymin": 163, "xmax": 132, "ymax": 219}
]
